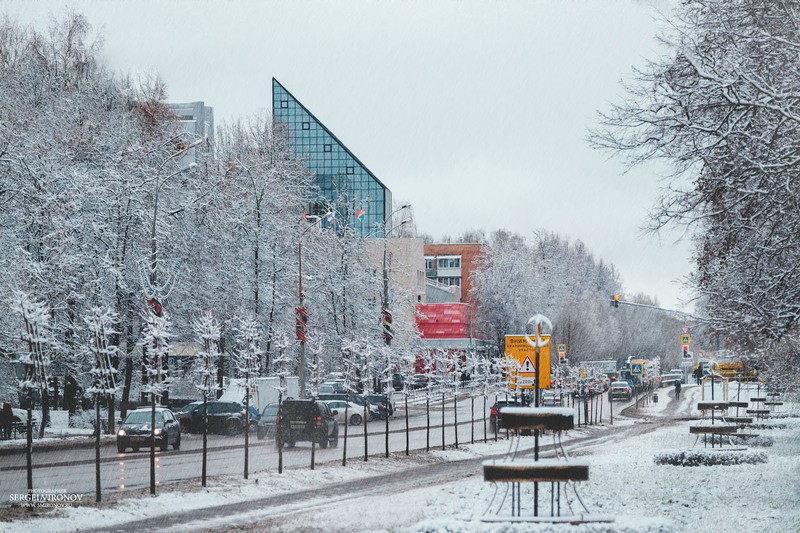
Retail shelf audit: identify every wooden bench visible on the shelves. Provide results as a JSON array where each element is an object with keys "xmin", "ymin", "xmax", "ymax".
[
  {"xmin": 697, "ymin": 401, "xmax": 730, "ymax": 411},
  {"xmin": 484, "ymin": 459, "xmax": 589, "ymax": 483},
  {"xmin": 764, "ymin": 402, "xmax": 783, "ymax": 407},
  {"xmin": 766, "ymin": 392, "xmax": 780, "ymax": 398},
  {"xmin": 730, "ymin": 433, "xmax": 760, "ymax": 439},
  {"xmin": 500, "ymin": 407, "xmax": 574, "ymax": 431},
  {"xmin": 689, "ymin": 425, "xmax": 737, "ymax": 434},
  {"xmin": 727, "ymin": 401, "xmax": 748, "ymax": 409},
  {"xmin": 8, "ymin": 421, "xmax": 38, "ymax": 439},
  {"xmin": 746, "ymin": 409, "xmax": 770, "ymax": 415},
  {"xmin": 750, "ymin": 397, "xmax": 766, "ymax": 403},
  {"xmin": 725, "ymin": 417, "xmax": 753, "ymax": 424}
]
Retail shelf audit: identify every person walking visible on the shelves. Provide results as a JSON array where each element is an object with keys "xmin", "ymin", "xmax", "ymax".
[
  {"xmin": 674, "ymin": 379, "xmax": 682, "ymax": 401},
  {"xmin": 0, "ymin": 402, "xmax": 14, "ymax": 440}
]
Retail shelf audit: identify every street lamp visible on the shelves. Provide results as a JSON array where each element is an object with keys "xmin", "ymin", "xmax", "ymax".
[
  {"xmin": 297, "ymin": 212, "xmax": 331, "ymax": 398},
  {"xmin": 149, "ymin": 138, "xmax": 203, "ymax": 288},
  {"xmin": 381, "ymin": 216, "xmax": 413, "ymax": 345}
]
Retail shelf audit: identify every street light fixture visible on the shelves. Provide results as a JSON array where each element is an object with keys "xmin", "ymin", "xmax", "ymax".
[
  {"xmin": 297, "ymin": 212, "xmax": 332, "ymax": 398},
  {"xmin": 142, "ymin": 139, "xmax": 200, "ymax": 497},
  {"xmin": 381, "ymin": 217, "xmax": 413, "ymax": 345}
]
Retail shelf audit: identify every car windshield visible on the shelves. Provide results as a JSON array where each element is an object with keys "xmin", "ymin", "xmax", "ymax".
[
  {"xmin": 125, "ymin": 411, "xmax": 154, "ymax": 424},
  {"xmin": 611, "ymin": 382, "xmax": 628, "ymax": 388},
  {"xmin": 261, "ymin": 405, "xmax": 279, "ymax": 417},
  {"xmin": 179, "ymin": 403, "xmax": 199, "ymax": 413}
]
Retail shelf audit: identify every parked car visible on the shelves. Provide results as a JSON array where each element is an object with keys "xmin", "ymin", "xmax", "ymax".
[
  {"xmin": 489, "ymin": 398, "xmax": 529, "ymax": 432},
  {"xmin": 410, "ymin": 374, "xmax": 439, "ymax": 390},
  {"xmin": 256, "ymin": 403, "xmax": 280, "ymax": 440},
  {"xmin": 366, "ymin": 393, "xmax": 394, "ymax": 417},
  {"xmin": 317, "ymin": 394, "xmax": 381, "ymax": 420},
  {"xmin": 323, "ymin": 372, "xmax": 347, "ymax": 382},
  {"xmin": 609, "ymin": 381, "xmax": 633, "ymax": 401},
  {"xmin": 276, "ymin": 399, "xmax": 339, "ymax": 448},
  {"xmin": 390, "ymin": 373, "xmax": 404, "ymax": 391},
  {"xmin": 117, "ymin": 407, "xmax": 181, "ymax": 453},
  {"xmin": 321, "ymin": 399, "xmax": 368, "ymax": 425},
  {"xmin": 319, "ymin": 382, "xmax": 346, "ymax": 394},
  {"xmin": 178, "ymin": 400, "xmax": 247, "ymax": 435}
]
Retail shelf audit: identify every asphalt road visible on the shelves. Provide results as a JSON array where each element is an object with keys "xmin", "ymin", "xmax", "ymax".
[{"xmin": 0, "ymin": 390, "xmax": 643, "ymax": 507}]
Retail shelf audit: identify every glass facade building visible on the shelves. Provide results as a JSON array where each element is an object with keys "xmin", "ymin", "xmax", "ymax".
[{"xmin": 272, "ymin": 78, "xmax": 392, "ymax": 237}]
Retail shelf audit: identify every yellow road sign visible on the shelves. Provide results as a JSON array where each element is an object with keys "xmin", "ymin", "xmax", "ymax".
[
  {"xmin": 504, "ymin": 335, "xmax": 551, "ymax": 389},
  {"xmin": 680, "ymin": 333, "xmax": 691, "ymax": 345}
]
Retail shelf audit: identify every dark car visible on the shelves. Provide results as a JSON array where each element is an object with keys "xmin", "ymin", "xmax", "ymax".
[
  {"xmin": 178, "ymin": 401, "xmax": 247, "ymax": 435},
  {"xmin": 390, "ymin": 373, "xmax": 404, "ymax": 391},
  {"xmin": 489, "ymin": 399, "xmax": 529, "ymax": 432},
  {"xmin": 410, "ymin": 374, "xmax": 435, "ymax": 390},
  {"xmin": 256, "ymin": 403, "xmax": 279, "ymax": 440},
  {"xmin": 276, "ymin": 399, "xmax": 339, "ymax": 448},
  {"xmin": 366, "ymin": 394, "xmax": 394, "ymax": 417},
  {"xmin": 117, "ymin": 407, "xmax": 181, "ymax": 453}
]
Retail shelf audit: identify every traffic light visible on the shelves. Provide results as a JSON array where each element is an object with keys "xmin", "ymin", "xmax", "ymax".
[
  {"xmin": 682, "ymin": 345, "xmax": 690, "ymax": 358},
  {"xmin": 295, "ymin": 306, "xmax": 308, "ymax": 342},
  {"xmin": 611, "ymin": 294, "xmax": 620, "ymax": 308}
]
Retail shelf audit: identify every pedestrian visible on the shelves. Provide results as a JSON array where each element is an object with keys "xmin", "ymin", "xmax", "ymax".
[
  {"xmin": 693, "ymin": 365, "xmax": 702, "ymax": 385},
  {"xmin": 0, "ymin": 402, "xmax": 13, "ymax": 440},
  {"xmin": 674, "ymin": 379, "xmax": 682, "ymax": 400}
]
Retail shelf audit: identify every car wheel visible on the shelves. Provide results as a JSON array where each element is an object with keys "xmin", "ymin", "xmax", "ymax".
[
  {"xmin": 368, "ymin": 412, "xmax": 375, "ymax": 422},
  {"xmin": 319, "ymin": 435, "xmax": 329, "ymax": 449},
  {"xmin": 160, "ymin": 438, "xmax": 168, "ymax": 451},
  {"xmin": 349, "ymin": 413, "xmax": 363, "ymax": 426},
  {"xmin": 331, "ymin": 433, "xmax": 339, "ymax": 448},
  {"xmin": 227, "ymin": 419, "xmax": 240, "ymax": 436},
  {"xmin": 286, "ymin": 438, "xmax": 295, "ymax": 448},
  {"xmin": 172, "ymin": 435, "xmax": 180, "ymax": 450},
  {"xmin": 257, "ymin": 426, "xmax": 266, "ymax": 440},
  {"xmin": 117, "ymin": 442, "xmax": 125, "ymax": 453}
]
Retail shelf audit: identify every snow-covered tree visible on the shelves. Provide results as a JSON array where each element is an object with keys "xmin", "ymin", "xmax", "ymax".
[
  {"xmin": 139, "ymin": 312, "xmax": 172, "ymax": 402},
  {"xmin": 592, "ymin": 0, "xmax": 800, "ymax": 349},
  {"xmin": 11, "ymin": 293, "xmax": 54, "ymax": 437},
  {"xmin": 84, "ymin": 307, "xmax": 120, "ymax": 419}
]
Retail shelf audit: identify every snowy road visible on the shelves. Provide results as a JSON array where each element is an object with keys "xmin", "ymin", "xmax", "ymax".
[{"xmin": 3, "ymin": 393, "xmax": 625, "ymax": 501}]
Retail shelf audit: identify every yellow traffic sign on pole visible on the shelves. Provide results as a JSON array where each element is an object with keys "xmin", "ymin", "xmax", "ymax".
[
  {"xmin": 504, "ymin": 335, "xmax": 551, "ymax": 389},
  {"xmin": 680, "ymin": 333, "xmax": 691, "ymax": 345}
]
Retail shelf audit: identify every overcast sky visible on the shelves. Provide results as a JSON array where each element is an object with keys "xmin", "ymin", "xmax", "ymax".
[{"xmin": 4, "ymin": 0, "xmax": 693, "ymax": 311}]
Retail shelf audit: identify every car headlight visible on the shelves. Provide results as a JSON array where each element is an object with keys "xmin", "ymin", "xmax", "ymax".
[
  {"xmin": 117, "ymin": 429, "xmax": 126, "ymax": 437},
  {"xmin": 153, "ymin": 428, "xmax": 162, "ymax": 436}
]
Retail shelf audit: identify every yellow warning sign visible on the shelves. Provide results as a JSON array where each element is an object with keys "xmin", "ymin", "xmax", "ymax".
[{"xmin": 504, "ymin": 334, "xmax": 551, "ymax": 389}]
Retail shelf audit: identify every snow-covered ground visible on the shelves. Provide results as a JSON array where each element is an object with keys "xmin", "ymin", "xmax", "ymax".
[{"xmin": 2, "ymin": 384, "xmax": 798, "ymax": 533}]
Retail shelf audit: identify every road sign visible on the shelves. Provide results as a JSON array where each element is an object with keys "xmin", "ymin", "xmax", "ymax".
[
  {"xmin": 631, "ymin": 363, "xmax": 643, "ymax": 375},
  {"xmin": 680, "ymin": 334, "xmax": 691, "ymax": 345},
  {"xmin": 557, "ymin": 344, "xmax": 566, "ymax": 353},
  {"xmin": 504, "ymin": 334, "xmax": 551, "ymax": 389}
]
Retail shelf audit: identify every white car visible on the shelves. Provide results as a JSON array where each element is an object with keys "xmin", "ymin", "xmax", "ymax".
[{"xmin": 321, "ymin": 399, "xmax": 376, "ymax": 425}]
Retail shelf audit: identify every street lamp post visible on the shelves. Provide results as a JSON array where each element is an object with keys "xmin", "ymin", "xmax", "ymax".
[
  {"xmin": 380, "ymin": 216, "xmax": 412, "ymax": 346},
  {"xmin": 149, "ymin": 138, "xmax": 202, "ymax": 287},
  {"xmin": 297, "ymin": 214, "xmax": 329, "ymax": 398},
  {"xmin": 142, "ymin": 138, "xmax": 200, "ymax": 497}
]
